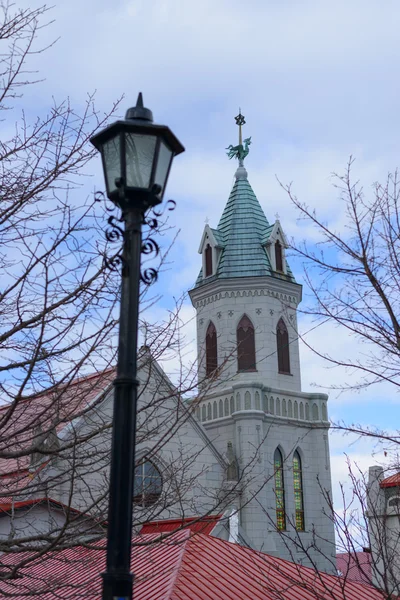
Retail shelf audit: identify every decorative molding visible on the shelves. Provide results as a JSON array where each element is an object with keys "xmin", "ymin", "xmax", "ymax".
[
  {"xmin": 228, "ymin": 310, "xmax": 234, "ymax": 317},
  {"xmin": 195, "ymin": 288, "xmax": 299, "ymax": 308},
  {"xmin": 256, "ymin": 308, "xmax": 262, "ymax": 315}
]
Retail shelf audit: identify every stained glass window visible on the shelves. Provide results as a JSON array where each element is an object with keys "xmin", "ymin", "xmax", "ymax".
[
  {"xmin": 274, "ymin": 448, "xmax": 286, "ymax": 530},
  {"xmin": 133, "ymin": 460, "xmax": 162, "ymax": 507},
  {"xmin": 293, "ymin": 451, "xmax": 305, "ymax": 531}
]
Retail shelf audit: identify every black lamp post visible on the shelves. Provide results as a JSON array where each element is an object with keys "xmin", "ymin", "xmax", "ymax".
[{"xmin": 90, "ymin": 93, "xmax": 184, "ymax": 600}]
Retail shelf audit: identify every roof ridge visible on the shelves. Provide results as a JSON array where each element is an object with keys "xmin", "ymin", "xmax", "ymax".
[{"xmin": 162, "ymin": 530, "xmax": 191, "ymax": 600}]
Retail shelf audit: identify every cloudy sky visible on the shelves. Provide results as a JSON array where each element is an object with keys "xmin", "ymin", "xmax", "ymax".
[{"xmin": 14, "ymin": 0, "xmax": 400, "ymax": 517}]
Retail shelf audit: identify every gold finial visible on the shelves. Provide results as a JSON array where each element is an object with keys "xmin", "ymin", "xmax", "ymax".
[{"xmin": 235, "ymin": 108, "xmax": 246, "ymax": 146}]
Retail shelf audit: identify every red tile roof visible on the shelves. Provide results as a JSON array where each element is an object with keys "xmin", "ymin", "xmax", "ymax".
[
  {"xmin": 336, "ymin": 551, "xmax": 372, "ymax": 585},
  {"xmin": 0, "ymin": 531, "xmax": 387, "ymax": 599},
  {"xmin": 380, "ymin": 472, "xmax": 400, "ymax": 488},
  {"xmin": 140, "ymin": 515, "xmax": 221, "ymax": 536},
  {"xmin": 0, "ymin": 496, "xmax": 84, "ymax": 515},
  {"xmin": 0, "ymin": 368, "xmax": 115, "ymax": 501}
]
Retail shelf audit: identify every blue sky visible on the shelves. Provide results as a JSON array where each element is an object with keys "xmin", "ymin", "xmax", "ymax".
[{"xmin": 13, "ymin": 0, "xmax": 400, "ymax": 508}]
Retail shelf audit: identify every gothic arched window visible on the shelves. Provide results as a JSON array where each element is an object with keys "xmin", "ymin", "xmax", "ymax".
[
  {"xmin": 205, "ymin": 244, "xmax": 213, "ymax": 277},
  {"xmin": 205, "ymin": 321, "xmax": 217, "ymax": 377},
  {"xmin": 277, "ymin": 318, "xmax": 290, "ymax": 374},
  {"xmin": 134, "ymin": 460, "xmax": 162, "ymax": 507},
  {"xmin": 237, "ymin": 315, "xmax": 256, "ymax": 372},
  {"xmin": 293, "ymin": 451, "xmax": 305, "ymax": 531},
  {"xmin": 274, "ymin": 448, "xmax": 286, "ymax": 530},
  {"xmin": 275, "ymin": 240, "xmax": 283, "ymax": 271}
]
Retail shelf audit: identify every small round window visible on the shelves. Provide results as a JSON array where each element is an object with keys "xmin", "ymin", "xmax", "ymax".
[{"xmin": 133, "ymin": 460, "xmax": 162, "ymax": 507}]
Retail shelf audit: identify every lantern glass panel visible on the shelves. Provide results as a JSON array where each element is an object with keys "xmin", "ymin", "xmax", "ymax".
[
  {"xmin": 154, "ymin": 140, "xmax": 173, "ymax": 193},
  {"xmin": 125, "ymin": 133, "xmax": 157, "ymax": 189},
  {"xmin": 102, "ymin": 135, "xmax": 121, "ymax": 194}
]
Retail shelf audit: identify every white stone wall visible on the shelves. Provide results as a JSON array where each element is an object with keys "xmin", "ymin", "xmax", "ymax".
[
  {"xmin": 52, "ymin": 361, "xmax": 229, "ymax": 525},
  {"xmin": 189, "ymin": 276, "xmax": 303, "ymax": 393},
  {"xmin": 201, "ymin": 392, "xmax": 335, "ymax": 573}
]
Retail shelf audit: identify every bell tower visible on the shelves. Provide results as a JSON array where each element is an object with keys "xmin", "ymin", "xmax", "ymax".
[
  {"xmin": 188, "ymin": 112, "xmax": 336, "ymax": 572},
  {"xmin": 189, "ymin": 111, "xmax": 302, "ymax": 393}
]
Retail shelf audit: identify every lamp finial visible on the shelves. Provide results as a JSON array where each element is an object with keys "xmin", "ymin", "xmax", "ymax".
[
  {"xmin": 125, "ymin": 92, "xmax": 153, "ymax": 122},
  {"xmin": 136, "ymin": 92, "xmax": 144, "ymax": 108}
]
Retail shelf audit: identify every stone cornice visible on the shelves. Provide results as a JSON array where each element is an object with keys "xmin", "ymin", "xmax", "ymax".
[
  {"xmin": 189, "ymin": 275, "xmax": 302, "ymax": 305},
  {"xmin": 192, "ymin": 380, "xmax": 328, "ymax": 403}
]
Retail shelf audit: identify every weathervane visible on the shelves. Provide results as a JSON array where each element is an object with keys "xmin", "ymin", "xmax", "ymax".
[{"xmin": 226, "ymin": 108, "xmax": 251, "ymax": 164}]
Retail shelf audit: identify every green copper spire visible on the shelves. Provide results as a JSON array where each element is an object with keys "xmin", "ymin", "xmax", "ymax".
[
  {"xmin": 194, "ymin": 112, "xmax": 296, "ymax": 287},
  {"xmin": 226, "ymin": 109, "xmax": 252, "ymax": 164}
]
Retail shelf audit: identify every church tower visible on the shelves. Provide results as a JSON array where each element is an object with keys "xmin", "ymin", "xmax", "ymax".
[{"xmin": 189, "ymin": 112, "xmax": 336, "ymax": 572}]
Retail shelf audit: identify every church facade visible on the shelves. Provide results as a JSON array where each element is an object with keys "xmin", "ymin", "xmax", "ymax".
[{"xmin": 0, "ymin": 117, "xmax": 336, "ymax": 576}]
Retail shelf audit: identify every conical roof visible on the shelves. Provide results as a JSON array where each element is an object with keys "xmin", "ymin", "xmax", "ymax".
[
  {"xmin": 216, "ymin": 172, "xmax": 272, "ymax": 278},
  {"xmin": 195, "ymin": 165, "xmax": 295, "ymax": 286}
]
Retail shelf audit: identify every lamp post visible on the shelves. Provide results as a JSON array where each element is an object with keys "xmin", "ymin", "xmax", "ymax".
[{"xmin": 90, "ymin": 93, "xmax": 184, "ymax": 600}]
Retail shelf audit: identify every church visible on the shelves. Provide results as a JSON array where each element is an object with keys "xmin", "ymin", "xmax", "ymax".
[{"xmin": 0, "ymin": 113, "xmax": 338, "ymax": 586}]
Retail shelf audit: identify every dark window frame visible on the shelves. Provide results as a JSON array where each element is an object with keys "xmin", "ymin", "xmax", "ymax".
[
  {"xmin": 277, "ymin": 318, "xmax": 291, "ymax": 374},
  {"xmin": 237, "ymin": 315, "xmax": 256, "ymax": 372},
  {"xmin": 275, "ymin": 240, "xmax": 283, "ymax": 272},
  {"xmin": 205, "ymin": 244, "xmax": 213, "ymax": 277},
  {"xmin": 205, "ymin": 321, "xmax": 218, "ymax": 377}
]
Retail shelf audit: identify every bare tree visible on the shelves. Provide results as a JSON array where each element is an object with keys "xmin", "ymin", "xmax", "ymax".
[
  {"xmin": 278, "ymin": 159, "xmax": 400, "ymax": 595},
  {"xmin": 0, "ymin": 6, "xmax": 254, "ymax": 596},
  {"xmin": 282, "ymin": 157, "xmax": 400, "ymax": 393}
]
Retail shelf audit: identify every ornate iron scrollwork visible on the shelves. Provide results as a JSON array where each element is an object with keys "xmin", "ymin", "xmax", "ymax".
[
  {"xmin": 95, "ymin": 191, "xmax": 126, "ymax": 272},
  {"xmin": 139, "ymin": 199, "xmax": 176, "ymax": 285},
  {"xmin": 95, "ymin": 191, "xmax": 176, "ymax": 286}
]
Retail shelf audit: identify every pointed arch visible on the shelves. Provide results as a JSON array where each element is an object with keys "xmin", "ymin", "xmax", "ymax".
[
  {"xmin": 275, "ymin": 240, "xmax": 283, "ymax": 271},
  {"xmin": 277, "ymin": 318, "xmax": 290, "ymax": 374},
  {"xmin": 205, "ymin": 321, "xmax": 218, "ymax": 377},
  {"xmin": 274, "ymin": 448, "xmax": 286, "ymax": 530},
  {"xmin": 293, "ymin": 450, "xmax": 305, "ymax": 531},
  {"xmin": 237, "ymin": 314, "xmax": 256, "ymax": 372},
  {"xmin": 205, "ymin": 243, "xmax": 213, "ymax": 277}
]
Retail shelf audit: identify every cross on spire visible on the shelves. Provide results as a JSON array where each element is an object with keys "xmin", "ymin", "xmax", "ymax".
[{"xmin": 235, "ymin": 108, "xmax": 246, "ymax": 145}]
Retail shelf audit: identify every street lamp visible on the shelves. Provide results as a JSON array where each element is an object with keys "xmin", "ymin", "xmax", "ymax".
[{"xmin": 90, "ymin": 93, "xmax": 184, "ymax": 600}]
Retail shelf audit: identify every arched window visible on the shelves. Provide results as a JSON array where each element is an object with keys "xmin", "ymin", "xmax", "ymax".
[
  {"xmin": 275, "ymin": 240, "xmax": 283, "ymax": 271},
  {"xmin": 219, "ymin": 399, "xmax": 224, "ymax": 418},
  {"xmin": 274, "ymin": 448, "xmax": 286, "ymax": 530},
  {"xmin": 134, "ymin": 460, "xmax": 162, "ymax": 507},
  {"xmin": 237, "ymin": 315, "xmax": 256, "ymax": 372},
  {"xmin": 277, "ymin": 318, "xmax": 290, "ymax": 374},
  {"xmin": 224, "ymin": 398, "xmax": 229, "ymax": 416},
  {"xmin": 293, "ymin": 451, "xmax": 305, "ymax": 531},
  {"xmin": 205, "ymin": 321, "xmax": 217, "ymax": 377},
  {"xmin": 205, "ymin": 244, "xmax": 213, "ymax": 277}
]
